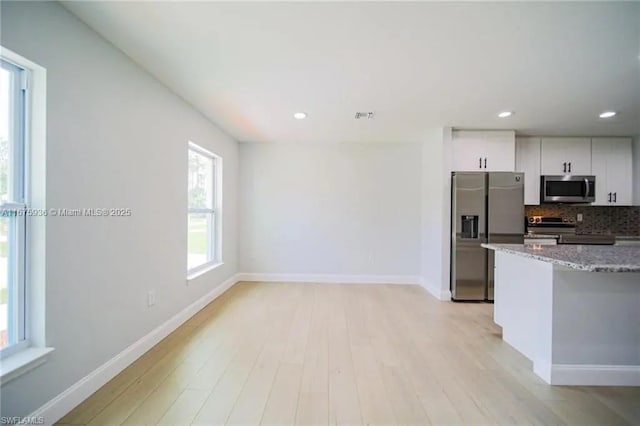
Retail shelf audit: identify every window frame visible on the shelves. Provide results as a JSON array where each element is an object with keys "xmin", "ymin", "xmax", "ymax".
[
  {"xmin": 0, "ymin": 47, "xmax": 52, "ymax": 384},
  {"xmin": 0, "ymin": 57, "xmax": 28, "ymax": 358},
  {"xmin": 187, "ymin": 141, "xmax": 222, "ymax": 277}
]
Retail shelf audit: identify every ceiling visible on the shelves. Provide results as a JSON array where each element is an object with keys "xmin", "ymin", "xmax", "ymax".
[{"xmin": 63, "ymin": 1, "xmax": 640, "ymax": 143}]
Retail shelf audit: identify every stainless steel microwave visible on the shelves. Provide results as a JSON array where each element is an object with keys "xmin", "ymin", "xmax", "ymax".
[{"xmin": 541, "ymin": 175, "xmax": 595, "ymax": 203}]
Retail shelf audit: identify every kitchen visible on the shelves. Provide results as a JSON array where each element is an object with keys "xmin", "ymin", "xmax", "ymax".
[{"xmin": 449, "ymin": 130, "xmax": 640, "ymax": 386}]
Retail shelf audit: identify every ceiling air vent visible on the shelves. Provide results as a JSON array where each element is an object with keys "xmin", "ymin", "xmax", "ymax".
[{"xmin": 355, "ymin": 112, "xmax": 374, "ymax": 119}]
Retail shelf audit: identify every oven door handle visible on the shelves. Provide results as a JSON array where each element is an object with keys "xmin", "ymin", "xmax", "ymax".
[{"xmin": 584, "ymin": 178, "xmax": 590, "ymax": 200}]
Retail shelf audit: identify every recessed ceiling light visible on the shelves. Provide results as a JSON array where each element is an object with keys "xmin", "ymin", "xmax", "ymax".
[
  {"xmin": 293, "ymin": 112, "xmax": 307, "ymax": 120},
  {"xmin": 599, "ymin": 111, "xmax": 616, "ymax": 118},
  {"xmin": 497, "ymin": 111, "xmax": 513, "ymax": 118}
]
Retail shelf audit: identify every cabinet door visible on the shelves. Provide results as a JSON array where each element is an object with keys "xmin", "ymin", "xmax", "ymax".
[
  {"xmin": 591, "ymin": 138, "xmax": 610, "ymax": 205},
  {"xmin": 515, "ymin": 137, "xmax": 541, "ymax": 205},
  {"xmin": 541, "ymin": 137, "xmax": 591, "ymax": 175},
  {"xmin": 484, "ymin": 131, "xmax": 516, "ymax": 171},
  {"xmin": 603, "ymin": 138, "xmax": 632, "ymax": 205},
  {"xmin": 592, "ymin": 138, "xmax": 633, "ymax": 206},
  {"xmin": 452, "ymin": 131, "xmax": 487, "ymax": 171},
  {"xmin": 565, "ymin": 137, "xmax": 592, "ymax": 175}
]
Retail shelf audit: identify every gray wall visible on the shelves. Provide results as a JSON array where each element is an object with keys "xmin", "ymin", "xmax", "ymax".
[{"xmin": 0, "ymin": 1, "xmax": 238, "ymax": 418}]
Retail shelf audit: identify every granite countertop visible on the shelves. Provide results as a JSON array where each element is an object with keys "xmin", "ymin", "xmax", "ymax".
[{"xmin": 482, "ymin": 243, "xmax": 640, "ymax": 273}]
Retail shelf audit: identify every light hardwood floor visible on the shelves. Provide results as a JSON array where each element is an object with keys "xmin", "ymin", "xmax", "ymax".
[{"xmin": 58, "ymin": 282, "xmax": 639, "ymax": 425}]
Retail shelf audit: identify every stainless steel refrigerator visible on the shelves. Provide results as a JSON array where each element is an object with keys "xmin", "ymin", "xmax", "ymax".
[{"xmin": 450, "ymin": 172, "xmax": 524, "ymax": 301}]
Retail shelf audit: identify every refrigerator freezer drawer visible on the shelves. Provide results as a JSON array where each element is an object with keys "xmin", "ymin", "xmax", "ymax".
[{"xmin": 451, "ymin": 240, "xmax": 486, "ymax": 301}]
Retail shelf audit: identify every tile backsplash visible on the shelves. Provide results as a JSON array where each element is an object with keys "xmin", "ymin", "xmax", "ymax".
[{"xmin": 525, "ymin": 205, "xmax": 640, "ymax": 236}]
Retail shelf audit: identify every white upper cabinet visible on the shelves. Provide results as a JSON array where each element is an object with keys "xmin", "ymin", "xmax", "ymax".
[
  {"xmin": 591, "ymin": 138, "xmax": 633, "ymax": 206},
  {"xmin": 484, "ymin": 135, "xmax": 517, "ymax": 171},
  {"xmin": 515, "ymin": 137, "xmax": 541, "ymax": 205},
  {"xmin": 452, "ymin": 130, "xmax": 515, "ymax": 172},
  {"xmin": 452, "ymin": 131, "xmax": 486, "ymax": 171},
  {"xmin": 540, "ymin": 137, "xmax": 592, "ymax": 175}
]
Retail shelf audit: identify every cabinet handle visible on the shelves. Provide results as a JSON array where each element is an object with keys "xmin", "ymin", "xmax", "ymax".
[
  {"xmin": 608, "ymin": 192, "xmax": 612, "ymax": 203},
  {"xmin": 568, "ymin": 162, "xmax": 571, "ymax": 173},
  {"xmin": 479, "ymin": 157, "xmax": 482, "ymax": 169},
  {"xmin": 563, "ymin": 162, "xmax": 567, "ymax": 173},
  {"xmin": 613, "ymin": 192, "xmax": 617, "ymax": 203},
  {"xmin": 484, "ymin": 158, "xmax": 487, "ymax": 169}
]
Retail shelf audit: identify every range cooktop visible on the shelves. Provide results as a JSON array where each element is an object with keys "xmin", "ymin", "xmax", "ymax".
[{"xmin": 527, "ymin": 216, "xmax": 576, "ymax": 235}]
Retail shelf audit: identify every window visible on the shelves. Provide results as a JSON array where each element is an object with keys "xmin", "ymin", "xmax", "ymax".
[
  {"xmin": 0, "ymin": 58, "xmax": 27, "ymax": 356},
  {"xmin": 187, "ymin": 142, "xmax": 220, "ymax": 274},
  {"xmin": 0, "ymin": 48, "xmax": 51, "ymax": 382}
]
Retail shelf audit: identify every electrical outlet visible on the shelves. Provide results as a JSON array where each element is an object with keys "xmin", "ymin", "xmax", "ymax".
[
  {"xmin": 577, "ymin": 213, "xmax": 583, "ymax": 222},
  {"xmin": 147, "ymin": 290, "xmax": 156, "ymax": 307}
]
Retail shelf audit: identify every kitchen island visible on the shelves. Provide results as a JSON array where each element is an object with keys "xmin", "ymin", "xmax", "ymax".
[{"xmin": 482, "ymin": 243, "xmax": 640, "ymax": 386}]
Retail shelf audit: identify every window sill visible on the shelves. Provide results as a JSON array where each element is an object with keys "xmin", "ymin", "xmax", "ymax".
[
  {"xmin": 187, "ymin": 261, "xmax": 224, "ymax": 281},
  {"xmin": 0, "ymin": 347, "xmax": 55, "ymax": 385}
]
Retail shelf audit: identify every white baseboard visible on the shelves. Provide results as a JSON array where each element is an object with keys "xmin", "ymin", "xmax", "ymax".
[
  {"xmin": 533, "ymin": 360, "xmax": 552, "ymax": 383},
  {"xmin": 549, "ymin": 364, "xmax": 640, "ymax": 386},
  {"xmin": 420, "ymin": 279, "xmax": 451, "ymax": 301},
  {"xmin": 438, "ymin": 289, "xmax": 452, "ymax": 301},
  {"xmin": 29, "ymin": 274, "xmax": 240, "ymax": 426},
  {"xmin": 236, "ymin": 272, "xmax": 421, "ymax": 285}
]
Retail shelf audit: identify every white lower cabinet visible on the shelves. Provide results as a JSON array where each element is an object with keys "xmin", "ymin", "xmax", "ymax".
[{"xmin": 591, "ymin": 138, "xmax": 633, "ymax": 205}]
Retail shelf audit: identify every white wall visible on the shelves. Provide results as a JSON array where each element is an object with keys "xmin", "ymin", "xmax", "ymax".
[
  {"xmin": 419, "ymin": 128, "xmax": 452, "ymax": 300},
  {"xmin": 0, "ymin": 1, "xmax": 238, "ymax": 418},
  {"xmin": 238, "ymin": 142, "xmax": 422, "ymax": 278}
]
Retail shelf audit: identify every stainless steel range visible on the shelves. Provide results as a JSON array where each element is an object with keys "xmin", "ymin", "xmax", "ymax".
[
  {"xmin": 526, "ymin": 216, "xmax": 615, "ymax": 245},
  {"xmin": 526, "ymin": 216, "xmax": 576, "ymax": 236}
]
